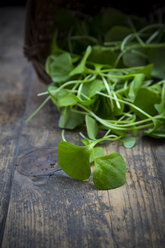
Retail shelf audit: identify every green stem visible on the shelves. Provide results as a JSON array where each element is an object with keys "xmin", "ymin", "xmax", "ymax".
[
  {"xmin": 128, "ymin": 18, "xmax": 145, "ymax": 46},
  {"xmin": 102, "ymin": 76, "xmax": 114, "ymax": 110},
  {"xmin": 88, "ymin": 135, "xmax": 121, "ymax": 150},
  {"xmin": 97, "ymin": 91, "xmax": 153, "ymax": 119},
  {"xmin": 128, "ymin": 43, "xmax": 165, "ymax": 49},
  {"xmin": 37, "ymin": 91, "xmax": 49, "ymax": 96},
  {"xmin": 139, "ymin": 23, "xmax": 165, "ymax": 33},
  {"xmin": 25, "ymin": 96, "xmax": 51, "ymax": 123},
  {"xmin": 70, "ymin": 35, "xmax": 98, "ymax": 44}
]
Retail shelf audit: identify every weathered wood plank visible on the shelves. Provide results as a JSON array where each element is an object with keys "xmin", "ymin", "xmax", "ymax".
[
  {"xmin": 2, "ymin": 66, "xmax": 165, "ymax": 248},
  {"xmin": 2, "ymin": 129, "xmax": 165, "ymax": 248},
  {"xmin": 0, "ymin": 8, "xmax": 32, "ymax": 245},
  {"xmin": 1, "ymin": 8, "xmax": 165, "ymax": 248},
  {"xmin": 105, "ymin": 140, "xmax": 165, "ymax": 248},
  {"xmin": 151, "ymin": 140, "xmax": 165, "ymax": 191}
]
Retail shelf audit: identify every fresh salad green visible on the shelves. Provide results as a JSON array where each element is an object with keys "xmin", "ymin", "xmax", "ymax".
[{"xmin": 27, "ymin": 8, "xmax": 165, "ymax": 190}]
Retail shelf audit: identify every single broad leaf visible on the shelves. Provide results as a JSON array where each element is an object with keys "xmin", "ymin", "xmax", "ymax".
[
  {"xmin": 59, "ymin": 108, "xmax": 84, "ymax": 130},
  {"xmin": 93, "ymin": 153, "xmax": 126, "ymax": 190},
  {"xmin": 128, "ymin": 73, "xmax": 145, "ymax": 101},
  {"xmin": 105, "ymin": 25, "xmax": 131, "ymax": 42},
  {"xmin": 102, "ymin": 8, "xmax": 128, "ymax": 32},
  {"xmin": 121, "ymin": 136, "xmax": 136, "ymax": 148},
  {"xmin": 133, "ymin": 87, "xmax": 161, "ymax": 119},
  {"xmin": 147, "ymin": 47, "xmax": 165, "ymax": 79},
  {"xmin": 85, "ymin": 115, "xmax": 98, "ymax": 140},
  {"xmin": 46, "ymin": 53, "xmax": 73, "ymax": 82},
  {"xmin": 82, "ymin": 79, "xmax": 104, "ymax": 98},
  {"xmin": 70, "ymin": 46, "xmax": 92, "ymax": 76},
  {"xmin": 51, "ymin": 89, "xmax": 77, "ymax": 107},
  {"xmin": 123, "ymin": 48, "xmax": 147, "ymax": 68},
  {"xmin": 88, "ymin": 45, "xmax": 117, "ymax": 66},
  {"xmin": 57, "ymin": 141, "xmax": 91, "ymax": 180},
  {"xmin": 89, "ymin": 147, "xmax": 104, "ymax": 163}
]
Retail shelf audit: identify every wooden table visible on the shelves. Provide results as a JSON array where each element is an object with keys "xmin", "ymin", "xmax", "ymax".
[{"xmin": 0, "ymin": 8, "xmax": 165, "ymax": 248}]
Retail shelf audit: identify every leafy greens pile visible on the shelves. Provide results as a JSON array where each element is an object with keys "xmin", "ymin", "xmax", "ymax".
[{"xmin": 27, "ymin": 8, "xmax": 165, "ymax": 190}]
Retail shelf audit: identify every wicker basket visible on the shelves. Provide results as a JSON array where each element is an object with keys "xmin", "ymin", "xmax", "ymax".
[{"xmin": 24, "ymin": 0, "xmax": 165, "ymax": 85}]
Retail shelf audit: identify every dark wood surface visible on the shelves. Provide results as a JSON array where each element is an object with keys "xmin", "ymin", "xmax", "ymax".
[{"xmin": 0, "ymin": 8, "xmax": 165, "ymax": 248}]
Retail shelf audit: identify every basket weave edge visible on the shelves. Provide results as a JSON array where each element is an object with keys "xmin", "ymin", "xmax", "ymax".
[{"xmin": 23, "ymin": 0, "xmax": 51, "ymax": 85}]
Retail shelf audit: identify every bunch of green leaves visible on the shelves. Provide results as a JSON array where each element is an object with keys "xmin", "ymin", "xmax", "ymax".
[
  {"xmin": 51, "ymin": 7, "xmax": 165, "ymax": 79},
  {"xmin": 26, "ymin": 8, "xmax": 165, "ymax": 190}
]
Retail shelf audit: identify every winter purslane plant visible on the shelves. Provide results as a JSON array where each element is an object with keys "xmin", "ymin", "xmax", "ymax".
[{"xmin": 27, "ymin": 8, "xmax": 165, "ymax": 190}]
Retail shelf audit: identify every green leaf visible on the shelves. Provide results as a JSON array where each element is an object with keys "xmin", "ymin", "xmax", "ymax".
[
  {"xmin": 70, "ymin": 46, "xmax": 92, "ymax": 76},
  {"xmin": 128, "ymin": 73, "xmax": 145, "ymax": 101},
  {"xmin": 47, "ymin": 84, "xmax": 58, "ymax": 95},
  {"xmin": 81, "ymin": 138, "xmax": 91, "ymax": 146},
  {"xmin": 85, "ymin": 115, "xmax": 98, "ymax": 140},
  {"xmin": 59, "ymin": 108, "xmax": 84, "ymax": 130},
  {"xmin": 150, "ymin": 124, "xmax": 165, "ymax": 138},
  {"xmin": 88, "ymin": 45, "xmax": 117, "ymax": 66},
  {"xmin": 123, "ymin": 48, "xmax": 147, "ymax": 67},
  {"xmin": 144, "ymin": 119, "xmax": 165, "ymax": 138},
  {"xmin": 154, "ymin": 103, "xmax": 164, "ymax": 114},
  {"xmin": 96, "ymin": 92, "xmax": 124, "ymax": 118},
  {"xmin": 89, "ymin": 147, "xmax": 104, "ymax": 163},
  {"xmin": 57, "ymin": 141, "xmax": 91, "ymax": 180},
  {"xmin": 93, "ymin": 153, "xmax": 126, "ymax": 190},
  {"xmin": 49, "ymin": 30, "xmax": 61, "ymax": 54},
  {"xmin": 95, "ymin": 96, "xmax": 114, "ymax": 119},
  {"xmin": 51, "ymin": 89, "xmax": 77, "ymax": 107},
  {"xmin": 108, "ymin": 71, "xmax": 124, "ymax": 84},
  {"xmin": 130, "ymin": 64, "xmax": 152, "ymax": 79},
  {"xmin": 147, "ymin": 47, "xmax": 165, "ymax": 79},
  {"xmin": 161, "ymin": 82, "xmax": 165, "ymax": 109},
  {"xmin": 102, "ymin": 8, "xmax": 128, "ymax": 32},
  {"xmin": 153, "ymin": 81, "xmax": 165, "ymax": 112},
  {"xmin": 82, "ymin": 79, "xmax": 104, "ymax": 98},
  {"xmin": 111, "ymin": 93, "xmax": 125, "ymax": 116},
  {"xmin": 121, "ymin": 136, "xmax": 136, "ymax": 148},
  {"xmin": 133, "ymin": 87, "xmax": 161, "ymax": 118},
  {"xmin": 46, "ymin": 53, "xmax": 73, "ymax": 82},
  {"xmin": 79, "ymin": 98, "xmax": 96, "ymax": 107},
  {"xmin": 105, "ymin": 26, "xmax": 131, "ymax": 42}
]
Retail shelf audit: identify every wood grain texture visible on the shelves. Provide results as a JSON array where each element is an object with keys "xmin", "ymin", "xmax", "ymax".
[
  {"xmin": 1, "ymin": 8, "xmax": 165, "ymax": 248},
  {"xmin": 0, "ymin": 8, "xmax": 32, "ymax": 245}
]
